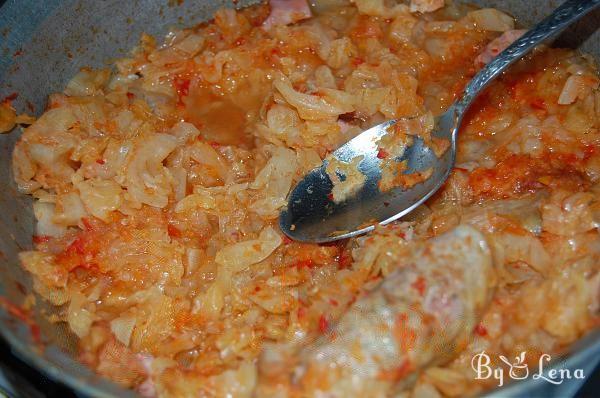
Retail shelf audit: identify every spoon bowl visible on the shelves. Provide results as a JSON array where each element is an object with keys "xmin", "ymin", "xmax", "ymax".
[{"xmin": 280, "ymin": 111, "xmax": 458, "ymax": 243}]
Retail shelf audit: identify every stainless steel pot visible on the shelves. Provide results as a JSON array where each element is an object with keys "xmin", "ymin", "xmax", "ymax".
[{"xmin": 0, "ymin": 1, "xmax": 598, "ymax": 397}]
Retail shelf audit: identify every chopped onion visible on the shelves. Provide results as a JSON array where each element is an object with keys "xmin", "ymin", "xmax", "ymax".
[{"xmin": 110, "ymin": 314, "xmax": 137, "ymax": 346}]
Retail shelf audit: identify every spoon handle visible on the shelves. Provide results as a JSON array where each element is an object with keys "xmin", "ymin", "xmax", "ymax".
[{"xmin": 456, "ymin": 0, "xmax": 600, "ymax": 113}]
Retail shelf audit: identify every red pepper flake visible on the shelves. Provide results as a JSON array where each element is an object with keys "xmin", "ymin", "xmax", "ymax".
[
  {"xmin": 96, "ymin": 158, "xmax": 105, "ymax": 165},
  {"xmin": 337, "ymin": 251, "xmax": 352, "ymax": 269},
  {"xmin": 30, "ymin": 323, "xmax": 41, "ymax": 342},
  {"xmin": 175, "ymin": 78, "xmax": 190, "ymax": 96},
  {"xmin": 282, "ymin": 235, "xmax": 293, "ymax": 245},
  {"xmin": 394, "ymin": 313, "xmax": 416, "ymax": 352},
  {"xmin": 530, "ymin": 98, "xmax": 546, "ymax": 111},
  {"xmin": 474, "ymin": 323, "xmax": 488, "ymax": 336},
  {"xmin": 81, "ymin": 217, "xmax": 94, "ymax": 231},
  {"xmin": 126, "ymin": 92, "xmax": 135, "ymax": 100},
  {"xmin": 326, "ymin": 193, "xmax": 334, "ymax": 201},
  {"xmin": 329, "ymin": 298, "xmax": 339, "ymax": 306},
  {"xmin": 254, "ymin": 286, "xmax": 261, "ymax": 292},
  {"xmin": 383, "ymin": 201, "xmax": 390, "ymax": 207},
  {"xmin": 411, "ymin": 276, "xmax": 426, "ymax": 296},
  {"xmin": 32, "ymin": 235, "xmax": 51, "ymax": 244},
  {"xmin": 55, "ymin": 230, "xmax": 103, "ymax": 273},
  {"xmin": 351, "ymin": 57, "xmax": 365, "ymax": 67},
  {"xmin": 209, "ymin": 141, "xmax": 221, "ymax": 148},
  {"xmin": 174, "ymin": 78, "xmax": 191, "ymax": 105},
  {"xmin": 234, "ymin": 37, "xmax": 246, "ymax": 46},
  {"xmin": 377, "ymin": 148, "xmax": 389, "ymax": 159},
  {"xmin": 297, "ymin": 305, "xmax": 307, "ymax": 320},
  {"xmin": 13, "ymin": 50, "xmax": 23, "ymax": 57},
  {"xmin": 67, "ymin": 236, "xmax": 86, "ymax": 255},
  {"xmin": 0, "ymin": 297, "xmax": 29, "ymax": 322},
  {"xmin": 167, "ymin": 224, "xmax": 182, "ymax": 238},
  {"xmin": 298, "ymin": 305, "xmax": 306, "ymax": 320},
  {"xmin": 295, "ymin": 259, "xmax": 314, "ymax": 269},
  {"xmin": 318, "ymin": 314, "xmax": 329, "ymax": 333}
]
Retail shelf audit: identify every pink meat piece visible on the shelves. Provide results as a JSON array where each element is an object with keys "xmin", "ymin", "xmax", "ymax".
[
  {"xmin": 337, "ymin": 119, "xmax": 353, "ymax": 134},
  {"xmin": 475, "ymin": 29, "xmax": 526, "ymax": 68},
  {"xmin": 409, "ymin": 0, "xmax": 445, "ymax": 13},
  {"xmin": 138, "ymin": 378, "xmax": 157, "ymax": 398},
  {"xmin": 263, "ymin": 0, "xmax": 312, "ymax": 29},
  {"xmin": 136, "ymin": 353, "xmax": 156, "ymax": 398}
]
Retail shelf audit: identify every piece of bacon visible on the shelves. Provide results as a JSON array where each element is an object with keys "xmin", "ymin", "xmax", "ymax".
[
  {"xmin": 262, "ymin": 0, "xmax": 312, "ymax": 30},
  {"xmin": 475, "ymin": 29, "xmax": 526, "ymax": 68}
]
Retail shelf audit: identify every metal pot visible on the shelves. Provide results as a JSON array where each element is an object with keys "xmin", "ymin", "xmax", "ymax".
[{"xmin": 0, "ymin": 1, "xmax": 598, "ymax": 396}]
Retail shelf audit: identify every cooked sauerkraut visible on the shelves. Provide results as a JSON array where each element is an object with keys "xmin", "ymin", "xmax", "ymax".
[{"xmin": 11, "ymin": 0, "xmax": 600, "ymax": 397}]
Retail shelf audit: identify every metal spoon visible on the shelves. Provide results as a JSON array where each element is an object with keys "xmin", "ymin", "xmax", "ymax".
[{"xmin": 280, "ymin": 0, "xmax": 599, "ymax": 243}]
